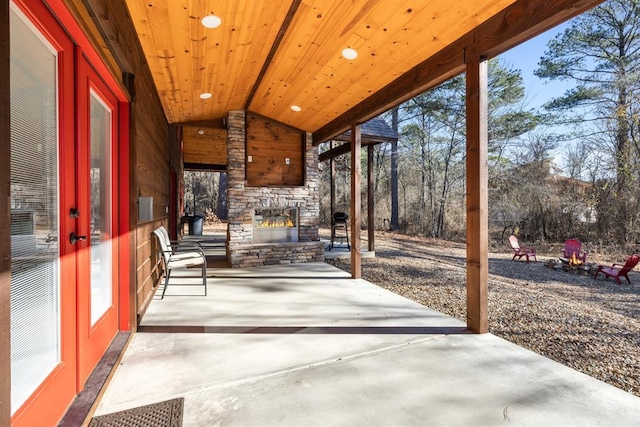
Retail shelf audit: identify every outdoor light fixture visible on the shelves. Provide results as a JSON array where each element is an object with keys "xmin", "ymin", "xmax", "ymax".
[
  {"xmin": 342, "ymin": 47, "xmax": 358, "ymax": 60},
  {"xmin": 201, "ymin": 14, "xmax": 222, "ymax": 28},
  {"xmin": 291, "ymin": 105, "xmax": 302, "ymax": 112},
  {"xmin": 199, "ymin": 92, "xmax": 212, "ymax": 99}
]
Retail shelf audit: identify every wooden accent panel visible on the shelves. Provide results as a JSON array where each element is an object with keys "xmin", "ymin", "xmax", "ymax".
[
  {"xmin": 466, "ymin": 58, "xmax": 489, "ymax": 334},
  {"xmin": 314, "ymin": 0, "xmax": 604, "ymax": 144},
  {"xmin": 350, "ymin": 124, "xmax": 362, "ymax": 279},
  {"xmin": 246, "ymin": 113, "xmax": 304, "ymax": 186},
  {"xmin": 183, "ymin": 126, "xmax": 228, "ymax": 166},
  {"xmin": 0, "ymin": 0, "xmax": 10, "ymax": 422}
]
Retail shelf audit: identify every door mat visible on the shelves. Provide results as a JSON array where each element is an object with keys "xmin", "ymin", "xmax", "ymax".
[{"xmin": 89, "ymin": 398, "xmax": 183, "ymax": 427}]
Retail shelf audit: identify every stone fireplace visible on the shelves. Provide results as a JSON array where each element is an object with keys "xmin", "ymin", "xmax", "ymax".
[
  {"xmin": 225, "ymin": 110, "xmax": 324, "ymax": 267},
  {"xmin": 253, "ymin": 207, "xmax": 298, "ymax": 244}
]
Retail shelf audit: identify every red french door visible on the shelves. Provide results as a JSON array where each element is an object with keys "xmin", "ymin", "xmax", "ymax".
[
  {"xmin": 75, "ymin": 54, "xmax": 120, "ymax": 387},
  {"xmin": 10, "ymin": 1, "xmax": 124, "ymax": 425},
  {"xmin": 9, "ymin": 1, "xmax": 78, "ymax": 425}
]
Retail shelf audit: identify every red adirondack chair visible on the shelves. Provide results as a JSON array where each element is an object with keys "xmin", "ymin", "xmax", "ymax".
[
  {"xmin": 562, "ymin": 238, "xmax": 588, "ymax": 263},
  {"xmin": 594, "ymin": 254, "xmax": 640, "ymax": 285},
  {"xmin": 509, "ymin": 235, "xmax": 537, "ymax": 263}
]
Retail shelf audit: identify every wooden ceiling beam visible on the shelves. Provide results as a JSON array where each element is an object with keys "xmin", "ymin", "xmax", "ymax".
[
  {"xmin": 319, "ymin": 143, "xmax": 349, "ymax": 163},
  {"xmin": 175, "ymin": 118, "xmax": 226, "ymax": 129},
  {"xmin": 318, "ymin": 140, "xmax": 376, "ymax": 163},
  {"xmin": 469, "ymin": 0, "xmax": 605, "ymax": 60},
  {"xmin": 313, "ymin": 0, "xmax": 605, "ymax": 145},
  {"xmin": 244, "ymin": 0, "xmax": 301, "ymax": 110}
]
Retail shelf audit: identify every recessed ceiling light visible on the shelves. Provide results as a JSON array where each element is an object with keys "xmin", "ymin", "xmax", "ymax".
[
  {"xmin": 200, "ymin": 92, "xmax": 212, "ymax": 100},
  {"xmin": 201, "ymin": 14, "xmax": 222, "ymax": 29},
  {"xmin": 291, "ymin": 105, "xmax": 302, "ymax": 112},
  {"xmin": 342, "ymin": 47, "xmax": 358, "ymax": 60}
]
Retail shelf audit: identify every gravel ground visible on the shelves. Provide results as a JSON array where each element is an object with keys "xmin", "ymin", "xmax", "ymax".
[{"xmin": 324, "ymin": 230, "xmax": 640, "ymax": 397}]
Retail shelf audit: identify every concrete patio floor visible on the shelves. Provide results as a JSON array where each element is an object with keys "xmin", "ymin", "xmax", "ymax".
[{"xmin": 94, "ymin": 262, "xmax": 640, "ymax": 426}]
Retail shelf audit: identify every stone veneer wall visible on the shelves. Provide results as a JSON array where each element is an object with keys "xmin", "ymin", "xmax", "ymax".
[{"xmin": 226, "ymin": 110, "xmax": 324, "ymax": 267}]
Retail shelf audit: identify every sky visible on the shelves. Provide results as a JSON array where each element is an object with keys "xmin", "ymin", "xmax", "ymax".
[
  {"xmin": 496, "ymin": 21, "xmax": 591, "ymax": 174},
  {"xmin": 499, "ymin": 22, "xmax": 572, "ymax": 110}
]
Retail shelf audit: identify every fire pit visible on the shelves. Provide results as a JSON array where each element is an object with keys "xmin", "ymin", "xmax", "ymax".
[{"xmin": 546, "ymin": 254, "xmax": 596, "ymax": 275}]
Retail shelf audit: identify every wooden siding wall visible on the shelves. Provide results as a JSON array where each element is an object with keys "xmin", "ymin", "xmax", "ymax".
[
  {"xmin": 1, "ymin": 0, "xmax": 10, "ymax": 423},
  {"xmin": 246, "ymin": 113, "xmax": 304, "ymax": 186},
  {"xmin": 72, "ymin": 0, "xmax": 182, "ymax": 325},
  {"xmin": 183, "ymin": 125, "xmax": 228, "ymax": 168}
]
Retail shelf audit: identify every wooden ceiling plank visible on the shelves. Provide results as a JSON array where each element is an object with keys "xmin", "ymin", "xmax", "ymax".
[
  {"xmin": 282, "ymin": 0, "xmax": 417, "ymax": 129},
  {"xmin": 313, "ymin": 35, "xmax": 470, "ymax": 144},
  {"xmin": 305, "ymin": 0, "xmax": 516, "ymax": 131},
  {"xmin": 222, "ymin": 0, "xmax": 248, "ymax": 107},
  {"xmin": 247, "ymin": 1, "xmax": 312, "ymax": 112},
  {"xmin": 190, "ymin": 1, "xmax": 222, "ymax": 121},
  {"xmin": 313, "ymin": 0, "xmax": 603, "ymax": 143},
  {"xmin": 124, "ymin": 0, "xmax": 601, "ymax": 130},
  {"xmin": 226, "ymin": 1, "xmax": 263, "ymax": 108},
  {"xmin": 166, "ymin": 0, "xmax": 196, "ymax": 122},
  {"xmin": 200, "ymin": 1, "xmax": 233, "ymax": 119},
  {"xmin": 254, "ymin": 0, "xmax": 514, "ymax": 132},
  {"xmin": 244, "ymin": 0, "xmax": 301, "ymax": 110},
  {"xmin": 247, "ymin": 3, "xmax": 353, "ymax": 123},
  {"xmin": 126, "ymin": 0, "xmax": 176, "ymax": 121},
  {"xmin": 144, "ymin": 1, "xmax": 184, "ymax": 123},
  {"xmin": 280, "ymin": 1, "xmax": 342, "ymax": 85}
]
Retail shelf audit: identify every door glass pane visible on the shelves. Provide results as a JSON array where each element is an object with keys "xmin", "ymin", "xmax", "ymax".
[
  {"xmin": 10, "ymin": 5, "xmax": 60, "ymax": 413},
  {"xmin": 90, "ymin": 90, "xmax": 113, "ymax": 325}
]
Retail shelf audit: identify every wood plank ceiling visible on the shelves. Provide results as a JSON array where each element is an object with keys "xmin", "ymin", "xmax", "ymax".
[{"xmin": 124, "ymin": 0, "xmax": 592, "ymax": 141}]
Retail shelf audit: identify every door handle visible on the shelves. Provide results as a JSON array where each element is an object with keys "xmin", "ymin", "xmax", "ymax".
[{"xmin": 70, "ymin": 232, "xmax": 87, "ymax": 245}]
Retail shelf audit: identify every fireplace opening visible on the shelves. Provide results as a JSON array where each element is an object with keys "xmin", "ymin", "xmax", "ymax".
[{"xmin": 253, "ymin": 207, "xmax": 298, "ymax": 243}]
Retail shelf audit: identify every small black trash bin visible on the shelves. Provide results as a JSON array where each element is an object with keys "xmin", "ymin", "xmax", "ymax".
[{"xmin": 191, "ymin": 214, "xmax": 204, "ymax": 236}]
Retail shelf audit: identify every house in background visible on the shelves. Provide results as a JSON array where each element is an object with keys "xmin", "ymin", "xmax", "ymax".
[{"xmin": 0, "ymin": 0, "xmax": 604, "ymax": 425}]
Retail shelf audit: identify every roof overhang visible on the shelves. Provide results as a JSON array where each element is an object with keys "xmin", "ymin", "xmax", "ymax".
[{"xmin": 122, "ymin": 0, "xmax": 605, "ymax": 143}]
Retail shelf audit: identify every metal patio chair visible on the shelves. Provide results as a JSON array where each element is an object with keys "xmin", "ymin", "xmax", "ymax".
[{"xmin": 152, "ymin": 227, "xmax": 207, "ymax": 299}]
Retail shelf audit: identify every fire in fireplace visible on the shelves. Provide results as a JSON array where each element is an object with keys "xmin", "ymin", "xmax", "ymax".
[{"xmin": 253, "ymin": 207, "xmax": 298, "ymax": 243}]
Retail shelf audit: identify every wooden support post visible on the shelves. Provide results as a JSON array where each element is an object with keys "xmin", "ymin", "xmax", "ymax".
[
  {"xmin": 330, "ymin": 140, "xmax": 336, "ymax": 217},
  {"xmin": 367, "ymin": 145, "xmax": 375, "ymax": 252},
  {"xmin": 465, "ymin": 57, "xmax": 489, "ymax": 334},
  {"xmin": 391, "ymin": 107, "xmax": 399, "ymax": 231},
  {"xmin": 350, "ymin": 124, "xmax": 362, "ymax": 279}
]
